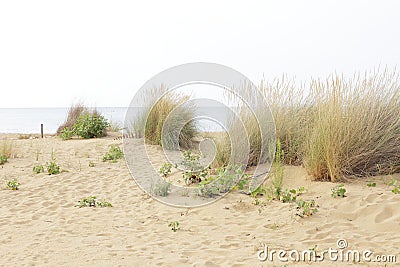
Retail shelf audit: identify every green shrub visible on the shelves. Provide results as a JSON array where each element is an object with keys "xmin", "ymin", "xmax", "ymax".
[
  {"xmin": 33, "ymin": 164, "xmax": 44, "ymax": 174},
  {"xmin": 46, "ymin": 160, "xmax": 60, "ymax": 175},
  {"xmin": 6, "ymin": 179, "xmax": 20, "ymax": 190},
  {"xmin": 102, "ymin": 145, "xmax": 123, "ymax": 162},
  {"xmin": 60, "ymin": 127, "xmax": 74, "ymax": 140},
  {"xmin": 73, "ymin": 113, "xmax": 109, "ymax": 139}
]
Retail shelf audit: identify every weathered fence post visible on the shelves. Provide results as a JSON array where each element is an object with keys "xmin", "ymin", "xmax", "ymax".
[{"xmin": 41, "ymin": 124, "xmax": 44, "ymax": 138}]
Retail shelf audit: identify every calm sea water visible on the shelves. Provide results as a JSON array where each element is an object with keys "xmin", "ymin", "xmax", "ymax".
[
  {"xmin": 0, "ymin": 107, "xmax": 226, "ymax": 134},
  {"xmin": 0, "ymin": 107, "xmax": 128, "ymax": 134}
]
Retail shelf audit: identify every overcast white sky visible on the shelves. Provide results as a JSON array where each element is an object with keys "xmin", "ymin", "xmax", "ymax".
[{"xmin": 0, "ymin": 0, "xmax": 399, "ymax": 108}]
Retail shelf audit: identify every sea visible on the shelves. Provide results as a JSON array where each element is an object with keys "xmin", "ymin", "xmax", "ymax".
[
  {"xmin": 0, "ymin": 107, "xmax": 226, "ymax": 134},
  {"xmin": 0, "ymin": 107, "xmax": 128, "ymax": 134}
]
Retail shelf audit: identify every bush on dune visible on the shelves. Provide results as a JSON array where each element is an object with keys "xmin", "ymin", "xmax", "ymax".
[{"xmin": 57, "ymin": 103, "xmax": 109, "ymax": 139}]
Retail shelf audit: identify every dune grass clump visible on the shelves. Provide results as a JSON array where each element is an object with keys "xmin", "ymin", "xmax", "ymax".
[
  {"xmin": 131, "ymin": 86, "xmax": 198, "ymax": 149},
  {"xmin": 259, "ymin": 69, "xmax": 400, "ymax": 181},
  {"xmin": 0, "ymin": 140, "xmax": 16, "ymax": 165}
]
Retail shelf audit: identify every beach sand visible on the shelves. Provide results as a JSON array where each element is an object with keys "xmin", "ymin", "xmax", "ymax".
[{"xmin": 0, "ymin": 134, "xmax": 399, "ymax": 266}]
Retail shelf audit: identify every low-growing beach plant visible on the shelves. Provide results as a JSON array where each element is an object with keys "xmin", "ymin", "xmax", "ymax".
[
  {"xmin": 77, "ymin": 196, "xmax": 112, "ymax": 208},
  {"xmin": 197, "ymin": 165, "xmax": 247, "ymax": 197},
  {"xmin": 60, "ymin": 127, "xmax": 74, "ymax": 140},
  {"xmin": 168, "ymin": 221, "xmax": 180, "ymax": 232},
  {"xmin": 89, "ymin": 161, "xmax": 96, "ymax": 167},
  {"xmin": 366, "ymin": 182, "xmax": 376, "ymax": 187},
  {"xmin": 57, "ymin": 102, "xmax": 87, "ymax": 134},
  {"xmin": 296, "ymin": 199, "xmax": 319, "ymax": 217},
  {"xmin": 33, "ymin": 164, "xmax": 44, "ymax": 174},
  {"xmin": 159, "ymin": 163, "xmax": 173, "ymax": 178},
  {"xmin": 73, "ymin": 112, "xmax": 109, "ymax": 139},
  {"xmin": 102, "ymin": 145, "xmax": 123, "ymax": 162},
  {"xmin": 331, "ymin": 184, "xmax": 346, "ymax": 198},
  {"xmin": 6, "ymin": 179, "xmax": 20, "ymax": 190},
  {"xmin": 46, "ymin": 160, "xmax": 61, "ymax": 175},
  {"xmin": 180, "ymin": 150, "xmax": 210, "ymax": 184},
  {"xmin": 0, "ymin": 155, "xmax": 8, "ymax": 165},
  {"xmin": 153, "ymin": 179, "xmax": 171, "ymax": 197}
]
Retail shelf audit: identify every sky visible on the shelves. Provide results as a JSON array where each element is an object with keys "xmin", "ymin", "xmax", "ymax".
[{"xmin": 0, "ymin": 0, "xmax": 399, "ymax": 108}]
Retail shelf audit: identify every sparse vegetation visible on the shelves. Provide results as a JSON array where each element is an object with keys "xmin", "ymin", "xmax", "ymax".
[
  {"xmin": 102, "ymin": 145, "xmax": 123, "ymax": 162},
  {"xmin": 46, "ymin": 160, "xmax": 61, "ymax": 175},
  {"xmin": 331, "ymin": 184, "xmax": 347, "ymax": 198},
  {"xmin": 77, "ymin": 196, "xmax": 112, "ymax": 208},
  {"xmin": 159, "ymin": 163, "xmax": 173, "ymax": 178},
  {"xmin": 0, "ymin": 140, "xmax": 15, "ymax": 164},
  {"xmin": 6, "ymin": 179, "xmax": 20, "ymax": 190},
  {"xmin": 366, "ymin": 182, "xmax": 376, "ymax": 187},
  {"xmin": 33, "ymin": 164, "xmax": 44, "ymax": 174},
  {"xmin": 168, "ymin": 221, "xmax": 180, "ymax": 232},
  {"xmin": 89, "ymin": 161, "xmax": 96, "ymax": 167},
  {"xmin": 0, "ymin": 155, "xmax": 7, "ymax": 165},
  {"xmin": 153, "ymin": 179, "xmax": 171, "ymax": 197},
  {"xmin": 296, "ymin": 199, "xmax": 319, "ymax": 217}
]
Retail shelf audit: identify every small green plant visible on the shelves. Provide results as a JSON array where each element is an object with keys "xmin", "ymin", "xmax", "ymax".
[
  {"xmin": 89, "ymin": 161, "xmax": 96, "ymax": 167},
  {"xmin": 60, "ymin": 127, "xmax": 74, "ymax": 140},
  {"xmin": 46, "ymin": 160, "xmax": 61, "ymax": 175},
  {"xmin": 366, "ymin": 182, "xmax": 376, "ymax": 187},
  {"xmin": 6, "ymin": 179, "xmax": 20, "ymax": 190},
  {"xmin": 159, "ymin": 163, "xmax": 173, "ymax": 177},
  {"xmin": 153, "ymin": 179, "xmax": 171, "ymax": 197},
  {"xmin": 197, "ymin": 165, "xmax": 246, "ymax": 197},
  {"xmin": 297, "ymin": 199, "xmax": 319, "ymax": 217},
  {"xmin": 180, "ymin": 150, "xmax": 209, "ymax": 184},
  {"xmin": 390, "ymin": 180, "xmax": 400, "ymax": 194},
  {"xmin": 0, "ymin": 155, "xmax": 8, "ymax": 165},
  {"xmin": 73, "ymin": 113, "xmax": 109, "ymax": 139},
  {"xmin": 33, "ymin": 164, "xmax": 44, "ymax": 174},
  {"xmin": 102, "ymin": 145, "xmax": 123, "ymax": 162},
  {"xmin": 168, "ymin": 221, "xmax": 180, "ymax": 232},
  {"xmin": 77, "ymin": 196, "xmax": 112, "ymax": 207},
  {"xmin": 331, "ymin": 184, "xmax": 346, "ymax": 198}
]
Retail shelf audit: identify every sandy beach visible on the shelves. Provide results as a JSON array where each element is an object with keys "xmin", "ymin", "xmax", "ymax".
[{"xmin": 0, "ymin": 133, "xmax": 399, "ymax": 266}]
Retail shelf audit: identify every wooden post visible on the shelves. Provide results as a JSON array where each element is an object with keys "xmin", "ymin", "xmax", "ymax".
[{"xmin": 41, "ymin": 124, "xmax": 44, "ymax": 138}]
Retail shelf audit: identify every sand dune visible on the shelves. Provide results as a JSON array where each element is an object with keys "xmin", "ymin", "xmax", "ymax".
[{"xmin": 0, "ymin": 134, "xmax": 399, "ymax": 266}]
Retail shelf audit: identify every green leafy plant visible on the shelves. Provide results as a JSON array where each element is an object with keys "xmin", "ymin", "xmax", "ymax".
[
  {"xmin": 168, "ymin": 221, "xmax": 180, "ymax": 232},
  {"xmin": 0, "ymin": 155, "xmax": 8, "ymax": 165},
  {"xmin": 77, "ymin": 196, "xmax": 112, "ymax": 208},
  {"xmin": 46, "ymin": 160, "xmax": 60, "ymax": 175},
  {"xmin": 89, "ymin": 161, "xmax": 96, "ymax": 167},
  {"xmin": 366, "ymin": 182, "xmax": 376, "ymax": 187},
  {"xmin": 73, "ymin": 113, "xmax": 109, "ymax": 139},
  {"xmin": 197, "ymin": 165, "xmax": 247, "ymax": 197},
  {"xmin": 159, "ymin": 163, "xmax": 173, "ymax": 177},
  {"xmin": 60, "ymin": 127, "xmax": 74, "ymax": 140},
  {"xmin": 331, "ymin": 184, "xmax": 347, "ymax": 198},
  {"xmin": 297, "ymin": 199, "xmax": 319, "ymax": 217},
  {"xmin": 153, "ymin": 180, "xmax": 171, "ymax": 197},
  {"xmin": 6, "ymin": 179, "xmax": 20, "ymax": 190},
  {"xmin": 389, "ymin": 180, "xmax": 400, "ymax": 194},
  {"xmin": 102, "ymin": 145, "xmax": 123, "ymax": 162},
  {"xmin": 33, "ymin": 164, "xmax": 44, "ymax": 174}
]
